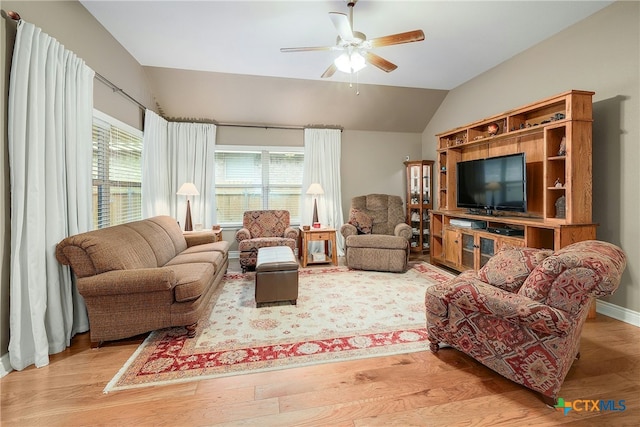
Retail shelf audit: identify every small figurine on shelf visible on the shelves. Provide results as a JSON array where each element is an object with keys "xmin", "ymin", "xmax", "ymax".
[
  {"xmin": 554, "ymin": 178, "xmax": 563, "ymax": 188},
  {"xmin": 558, "ymin": 137, "xmax": 567, "ymax": 156}
]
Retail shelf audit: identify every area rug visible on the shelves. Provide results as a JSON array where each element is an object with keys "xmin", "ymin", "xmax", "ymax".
[{"xmin": 104, "ymin": 262, "xmax": 454, "ymax": 392}]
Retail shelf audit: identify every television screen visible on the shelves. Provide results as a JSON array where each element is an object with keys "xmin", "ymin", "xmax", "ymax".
[{"xmin": 456, "ymin": 153, "xmax": 527, "ymax": 212}]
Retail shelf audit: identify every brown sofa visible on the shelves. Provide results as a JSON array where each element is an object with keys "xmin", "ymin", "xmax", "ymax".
[
  {"xmin": 55, "ymin": 215, "xmax": 230, "ymax": 347},
  {"xmin": 340, "ymin": 194, "xmax": 412, "ymax": 272}
]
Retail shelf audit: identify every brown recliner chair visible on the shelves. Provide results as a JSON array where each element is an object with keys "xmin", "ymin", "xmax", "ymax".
[{"xmin": 340, "ymin": 194, "xmax": 411, "ymax": 272}]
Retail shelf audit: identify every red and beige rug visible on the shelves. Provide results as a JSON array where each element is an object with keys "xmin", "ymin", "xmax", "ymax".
[{"xmin": 104, "ymin": 262, "xmax": 454, "ymax": 392}]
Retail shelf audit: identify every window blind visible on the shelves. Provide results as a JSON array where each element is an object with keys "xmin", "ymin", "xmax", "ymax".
[
  {"xmin": 215, "ymin": 150, "xmax": 304, "ymax": 225},
  {"xmin": 92, "ymin": 113, "xmax": 143, "ymax": 229}
]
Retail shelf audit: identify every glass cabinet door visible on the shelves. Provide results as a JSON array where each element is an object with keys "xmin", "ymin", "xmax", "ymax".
[
  {"xmin": 422, "ymin": 163, "xmax": 431, "ymax": 205},
  {"xmin": 409, "ymin": 164, "xmax": 421, "ymax": 204},
  {"xmin": 479, "ymin": 236, "xmax": 496, "ymax": 268},
  {"xmin": 461, "ymin": 232, "xmax": 475, "ymax": 269}
]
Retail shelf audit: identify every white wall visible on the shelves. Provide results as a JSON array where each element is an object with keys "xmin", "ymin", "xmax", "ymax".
[{"xmin": 422, "ymin": 1, "xmax": 639, "ymax": 315}]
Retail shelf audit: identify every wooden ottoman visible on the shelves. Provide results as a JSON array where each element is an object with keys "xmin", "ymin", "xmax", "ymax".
[{"xmin": 255, "ymin": 246, "xmax": 299, "ymax": 307}]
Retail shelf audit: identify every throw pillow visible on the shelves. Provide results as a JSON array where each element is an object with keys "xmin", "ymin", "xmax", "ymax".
[
  {"xmin": 349, "ymin": 208, "xmax": 373, "ymax": 234},
  {"xmin": 477, "ymin": 246, "xmax": 554, "ymax": 293}
]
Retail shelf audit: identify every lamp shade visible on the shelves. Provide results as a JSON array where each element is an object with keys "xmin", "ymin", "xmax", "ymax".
[
  {"xmin": 176, "ymin": 182, "xmax": 199, "ymax": 196},
  {"xmin": 306, "ymin": 183, "xmax": 324, "ymax": 195}
]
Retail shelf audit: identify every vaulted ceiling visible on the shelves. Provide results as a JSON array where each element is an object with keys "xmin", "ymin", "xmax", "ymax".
[{"xmin": 81, "ymin": 1, "xmax": 613, "ymax": 132}]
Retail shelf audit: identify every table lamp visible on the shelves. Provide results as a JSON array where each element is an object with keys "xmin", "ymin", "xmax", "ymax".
[
  {"xmin": 177, "ymin": 182, "xmax": 199, "ymax": 231},
  {"xmin": 306, "ymin": 183, "xmax": 324, "ymax": 228}
]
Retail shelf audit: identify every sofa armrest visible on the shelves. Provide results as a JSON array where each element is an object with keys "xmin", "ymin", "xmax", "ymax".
[
  {"xmin": 235, "ymin": 227, "xmax": 251, "ymax": 242},
  {"xmin": 394, "ymin": 223, "xmax": 412, "ymax": 240},
  {"xmin": 77, "ymin": 268, "xmax": 177, "ymax": 297},
  {"xmin": 284, "ymin": 226, "xmax": 299, "ymax": 240},
  {"xmin": 341, "ymin": 223, "xmax": 357, "ymax": 238},
  {"xmin": 184, "ymin": 232, "xmax": 215, "ymax": 247},
  {"xmin": 438, "ymin": 278, "xmax": 575, "ymax": 336}
]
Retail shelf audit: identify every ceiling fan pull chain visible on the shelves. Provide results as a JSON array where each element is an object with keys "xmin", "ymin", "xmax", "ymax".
[{"xmin": 356, "ymin": 71, "xmax": 360, "ymax": 96}]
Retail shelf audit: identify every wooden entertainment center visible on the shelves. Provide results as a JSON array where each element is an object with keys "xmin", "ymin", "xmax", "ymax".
[{"xmin": 430, "ymin": 90, "xmax": 596, "ymax": 272}]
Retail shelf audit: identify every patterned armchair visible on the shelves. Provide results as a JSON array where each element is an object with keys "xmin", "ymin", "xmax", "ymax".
[
  {"xmin": 425, "ymin": 240, "xmax": 626, "ymax": 405},
  {"xmin": 340, "ymin": 194, "xmax": 412, "ymax": 272},
  {"xmin": 235, "ymin": 210, "xmax": 299, "ymax": 272}
]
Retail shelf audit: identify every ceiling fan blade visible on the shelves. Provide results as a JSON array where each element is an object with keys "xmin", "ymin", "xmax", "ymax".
[
  {"xmin": 365, "ymin": 52, "xmax": 398, "ymax": 73},
  {"xmin": 368, "ymin": 30, "xmax": 425, "ymax": 48},
  {"xmin": 329, "ymin": 12, "xmax": 354, "ymax": 42},
  {"xmin": 321, "ymin": 63, "xmax": 337, "ymax": 78},
  {"xmin": 280, "ymin": 46, "xmax": 336, "ymax": 53}
]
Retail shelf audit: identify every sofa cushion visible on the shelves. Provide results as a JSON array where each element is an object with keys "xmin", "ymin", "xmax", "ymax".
[
  {"xmin": 124, "ymin": 219, "xmax": 180, "ymax": 267},
  {"xmin": 167, "ymin": 263, "xmax": 215, "ymax": 302},
  {"xmin": 349, "ymin": 208, "xmax": 373, "ymax": 234},
  {"xmin": 182, "ymin": 240, "xmax": 231, "ymax": 255},
  {"xmin": 478, "ymin": 247, "xmax": 553, "ymax": 292},
  {"xmin": 345, "ymin": 234, "xmax": 408, "ymax": 250},
  {"xmin": 58, "ymin": 226, "xmax": 158, "ymax": 276},
  {"xmin": 238, "ymin": 237, "xmax": 296, "ymax": 252},
  {"xmin": 243, "ymin": 210, "xmax": 291, "ymax": 238},
  {"xmin": 165, "ymin": 251, "xmax": 225, "ymax": 271},
  {"xmin": 147, "ymin": 216, "xmax": 188, "ymax": 254}
]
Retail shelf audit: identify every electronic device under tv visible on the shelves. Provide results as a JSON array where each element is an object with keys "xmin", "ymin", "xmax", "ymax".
[{"xmin": 456, "ymin": 153, "xmax": 527, "ymax": 215}]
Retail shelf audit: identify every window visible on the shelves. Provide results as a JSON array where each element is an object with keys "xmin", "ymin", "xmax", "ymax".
[
  {"xmin": 92, "ymin": 110, "xmax": 143, "ymax": 229},
  {"xmin": 215, "ymin": 147, "xmax": 304, "ymax": 225}
]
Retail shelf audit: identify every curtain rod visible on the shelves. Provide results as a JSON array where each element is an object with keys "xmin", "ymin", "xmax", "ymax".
[
  {"xmin": 217, "ymin": 122, "xmax": 344, "ymax": 132},
  {"xmin": 94, "ymin": 72, "xmax": 147, "ymax": 111},
  {"xmin": 5, "ymin": 10, "xmax": 147, "ymax": 111}
]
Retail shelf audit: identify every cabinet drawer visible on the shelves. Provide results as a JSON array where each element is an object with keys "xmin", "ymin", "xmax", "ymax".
[{"xmin": 309, "ymin": 232, "xmax": 331, "ymax": 241}]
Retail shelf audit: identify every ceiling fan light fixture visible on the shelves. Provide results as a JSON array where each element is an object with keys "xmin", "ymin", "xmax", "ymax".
[{"xmin": 334, "ymin": 51, "xmax": 366, "ymax": 73}]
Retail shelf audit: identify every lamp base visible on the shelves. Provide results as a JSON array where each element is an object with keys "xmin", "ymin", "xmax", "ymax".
[
  {"xmin": 184, "ymin": 199, "xmax": 193, "ymax": 231},
  {"xmin": 312, "ymin": 198, "xmax": 319, "ymax": 225}
]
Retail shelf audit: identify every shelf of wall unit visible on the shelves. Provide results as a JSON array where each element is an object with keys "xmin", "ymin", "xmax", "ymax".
[
  {"xmin": 404, "ymin": 160, "xmax": 434, "ymax": 253},
  {"xmin": 431, "ymin": 90, "xmax": 596, "ymax": 273}
]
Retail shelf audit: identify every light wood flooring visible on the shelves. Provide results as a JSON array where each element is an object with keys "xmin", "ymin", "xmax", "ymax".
[{"xmin": 2, "ymin": 256, "xmax": 639, "ymax": 426}]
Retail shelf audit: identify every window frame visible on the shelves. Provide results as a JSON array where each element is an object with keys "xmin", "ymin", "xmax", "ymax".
[
  {"xmin": 215, "ymin": 144, "xmax": 304, "ymax": 228},
  {"xmin": 92, "ymin": 109, "xmax": 144, "ymax": 230}
]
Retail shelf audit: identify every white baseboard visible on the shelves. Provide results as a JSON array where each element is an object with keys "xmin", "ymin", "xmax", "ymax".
[
  {"xmin": 0, "ymin": 352, "xmax": 12, "ymax": 378},
  {"xmin": 596, "ymin": 300, "xmax": 640, "ymax": 327}
]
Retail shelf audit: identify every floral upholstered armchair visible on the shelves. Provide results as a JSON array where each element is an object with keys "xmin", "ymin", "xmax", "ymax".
[
  {"xmin": 235, "ymin": 210, "xmax": 299, "ymax": 272},
  {"xmin": 425, "ymin": 240, "xmax": 626, "ymax": 405},
  {"xmin": 340, "ymin": 194, "xmax": 412, "ymax": 272}
]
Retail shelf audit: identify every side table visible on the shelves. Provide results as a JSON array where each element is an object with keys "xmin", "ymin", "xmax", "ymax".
[{"xmin": 299, "ymin": 227, "xmax": 338, "ymax": 268}]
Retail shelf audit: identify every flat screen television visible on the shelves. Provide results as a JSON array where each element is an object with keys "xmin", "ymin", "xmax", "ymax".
[{"xmin": 456, "ymin": 153, "xmax": 527, "ymax": 213}]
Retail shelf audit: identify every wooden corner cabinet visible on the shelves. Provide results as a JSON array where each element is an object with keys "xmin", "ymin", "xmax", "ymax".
[
  {"xmin": 430, "ymin": 90, "xmax": 596, "ymax": 272},
  {"xmin": 404, "ymin": 160, "xmax": 434, "ymax": 253}
]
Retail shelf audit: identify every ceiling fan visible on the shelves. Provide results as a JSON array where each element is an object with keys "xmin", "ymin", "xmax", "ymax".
[{"xmin": 280, "ymin": 0, "xmax": 425, "ymax": 78}]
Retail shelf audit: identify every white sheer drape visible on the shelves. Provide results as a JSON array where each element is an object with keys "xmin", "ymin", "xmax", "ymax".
[
  {"xmin": 141, "ymin": 110, "xmax": 170, "ymax": 217},
  {"xmin": 142, "ymin": 113, "xmax": 217, "ymax": 229},
  {"xmin": 8, "ymin": 21, "xmax": 93, "ymax": 370},
  {"xmin": 302, "ymin": 128, "xmax": 345, "ymax": 255}
]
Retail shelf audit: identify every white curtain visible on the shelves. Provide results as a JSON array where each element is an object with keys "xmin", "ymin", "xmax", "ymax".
[
  {"xmin": 302, "ymin": 128, "xmax": 345, "ymax": 255},
  {"xmin": 142, "ymin": 115, "xmax": 217, "ymax": 229},
  {"xmin": 168, "ymin": 122, "xmax": 217, "ymax": 229},
  {"xmin": 8, "ymin": 21, "xmax": 93, "ymax": 370},
  {"xmin": 141, "ymin": 110, "xmax": 170, "ymax": 218}
]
